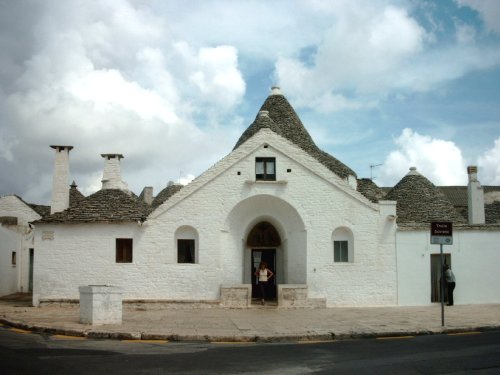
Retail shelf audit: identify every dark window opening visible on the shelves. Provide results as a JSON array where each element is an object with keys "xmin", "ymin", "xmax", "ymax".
[
  {"xmin": 178, "ymin": 239, "xmax": 195, "ymax": 263},
  {"xmin": 256, "ymin": 157, "xmax": 276, "ymax": 181},
  {"xmin": 12, "ymin": 251, "xmax": 16, "ymax": 265},
  {"xmin": 334, "ymin": 240, "xmax": 348, "ymax": 262},
  {"xmin": 116, "ymin": 238, "xmax": 133, "ymax": 263}
]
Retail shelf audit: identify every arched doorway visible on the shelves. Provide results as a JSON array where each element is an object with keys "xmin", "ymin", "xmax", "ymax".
[
  {"xmin": 247, "ymin": 221, "xmax": 281, "ymax": 300},
  {"xmin": 224, "ymin": 194, "xmax": 307, "ymax": 289}
]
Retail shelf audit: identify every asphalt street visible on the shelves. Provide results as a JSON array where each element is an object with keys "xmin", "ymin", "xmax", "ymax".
[{"xmin": 1, "ymin": 325, "xmax": 500, "ymax": 374}]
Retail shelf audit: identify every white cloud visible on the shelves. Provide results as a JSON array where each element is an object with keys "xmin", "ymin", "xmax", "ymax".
[
  {"xmin": 457, "ymin": 0, "xmax": 500, "ymax": 34},
  {"xmin": 378, "ymin": 128, "xmax": 467, "ymax": 186},
  {"xmin": 0, "ymin": 0, "xmax": 246, "ymax": 203},
  {"xmin": 153, "ymin": 0, "xmax": 328, "ymax": 60},
  {"xmin": 187, "ymin": 45, "xmax": 246, "ymax": 110},
  {"xmin": 478, "ymin": 137, "xmax": 500, "ymax": 184},
  {"xmin": 275, "ymin": 0, "xmax": 500, "ymax": 112},
  {"xmin": 275, "ymin": 2, "xmax": 426, "ymax": 111}
]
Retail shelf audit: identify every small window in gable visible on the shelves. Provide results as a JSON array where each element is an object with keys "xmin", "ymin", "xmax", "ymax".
[
  {"xmin": 256, "ymin": 157, "xmax": 276, "ymax": 181},
  {"xmin": 175, "ymin": 226, "xmax": 198, "ymax": 264},
  {"xmin": 116, "ymin": 238, "xmax": 133, "ymax": 263},
  {"xmin": 12, "ymin": 251, "xmax": 17, "ymax": 266},
  {"xmin": 332, "ymin": 227, "xmax": 354, "ymax": 263},
  {"xmin": 178, "ymin": 239, "xmax": 195, "ymax": 263}
]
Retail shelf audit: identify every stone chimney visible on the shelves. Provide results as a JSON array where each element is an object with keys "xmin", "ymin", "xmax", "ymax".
[
  {"xmin": 467, "ymin": 166, "xmax": 485, "ymax": 224},
  {"xmin": 140, "ymin": 186, "xmax": 154, "ymax": 205},
  {"xmin": 50, "ymin": 145, "xmax": 73, "ymax": 214},
  {"xmin": 101, "ymin": 154, "xmax": 128, "ymax": 191}
]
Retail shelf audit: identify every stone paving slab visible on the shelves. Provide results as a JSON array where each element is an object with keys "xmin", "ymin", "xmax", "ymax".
[{"xmin": 1, "ymin": 300, "xmax": 499, "ymax": 342}]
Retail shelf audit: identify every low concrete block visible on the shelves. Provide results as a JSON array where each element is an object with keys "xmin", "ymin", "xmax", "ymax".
[{"xmin": 79, "ymin": 285, "xmax": 122, "ymax": 325}]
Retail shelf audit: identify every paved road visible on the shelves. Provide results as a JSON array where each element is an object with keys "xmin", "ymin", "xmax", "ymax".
[{"xmin": 2, "ymin": 325, "xmax": 500, "ymax": 374}]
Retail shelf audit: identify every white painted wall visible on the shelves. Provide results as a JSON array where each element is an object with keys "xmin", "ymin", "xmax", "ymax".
[
  {"xmin": 33, "ymin": 130, "xmax": 399, "ymax": 307},
  {"xmin": 0, "ymin": 225, "xmax": 19, "ymax": 296},
  {"xmin": 397, "ymin": 228, "xmax": 500, "ymax": 305},
  {"xmin": 0, "ymin": 196, "xmax": 39, "ymax": 296}
]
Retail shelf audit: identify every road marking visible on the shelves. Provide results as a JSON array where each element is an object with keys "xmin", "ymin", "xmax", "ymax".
[
  {"xmin": 211, "ymin": 341, "xmax": 254, "ymax": 345},
  {"xmin": 447, "ymin": 331, "xmax": 481, "ymax": 336},
  {"xmin": 52, "ymin": 334, "xmax": 87, "ymax": 340},
  {"xmin": 121, "ymin": 339, "xmax": 169, "ymax": 344},
  {"xmin": 9, "ymin": 327, "xmax": 32, "ymax": 334},
  {"xmin": 376, "ymin": 336, "xmax": 414, "ymax": 340},
  {"xmin": 297, "ymin": 340, "xmax": 335, "ymax": 344}
]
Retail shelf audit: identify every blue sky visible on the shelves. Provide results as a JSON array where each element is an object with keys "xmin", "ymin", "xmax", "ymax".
[{"xmin": 0, "ymin": 0, "xmax": 499, "ymax": 204}]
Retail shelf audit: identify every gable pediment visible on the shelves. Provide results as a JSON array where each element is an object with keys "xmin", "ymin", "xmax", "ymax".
[{"xmin": 150, "ymin": 128, "xmax": 377, "ymax": 219}]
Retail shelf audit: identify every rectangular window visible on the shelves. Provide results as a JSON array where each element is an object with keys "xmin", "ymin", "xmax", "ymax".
[
  {"xmin": 116, "ymin": 238, "xmax": 133, "ymax": 263},
  {"xmin": 12, "ymin": 251, "xmax": 16, "ymax": 266},
  {"xmin": 334, "ymin": 241, "xmax": 349, "ymax": 262},
  {"xmin": 178, "ymin": 239, "xmax": 195, "ymax": 263},
  {"xmin": 255, "ymin": 157, "xmax": 276, "ymax": 181}
]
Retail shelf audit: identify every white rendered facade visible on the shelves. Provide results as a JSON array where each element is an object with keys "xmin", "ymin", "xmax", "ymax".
[
  {"xmin": 0, "ymin": 195, "xmax": 40, "ymax": 296},
  {"xmin": 33, "ymin": 129, "xmax": 398, "ymax": 306},
  {"xmin": 397, "ymin": 228, "xmax": 500, "ymax": 306}
]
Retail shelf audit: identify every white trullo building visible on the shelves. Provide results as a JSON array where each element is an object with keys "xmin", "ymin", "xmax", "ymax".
[{"xmin": 7, "ymin": 87, "xmax": 500, "ymax": 307}]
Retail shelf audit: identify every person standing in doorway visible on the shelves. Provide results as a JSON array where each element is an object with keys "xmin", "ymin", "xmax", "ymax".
[
  {"xmin": 444, "ymin": 264, "xmax": 456, "ymax": 306},
  {"xmin": 255, "ymin": 261, "xmax": 274, "ymax": 305}
]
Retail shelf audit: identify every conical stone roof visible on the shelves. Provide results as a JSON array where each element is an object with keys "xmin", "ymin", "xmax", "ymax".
[
  {"xmin": 233, "ymin": 110, "xmax": 283, "ymax": 148},
  {"xmin": 234, "ymin": 88, "xmax": 356, "ymax": 179},
  {"xmin": 152, "ymin": 183, "xmax": 183, "ymax": 209},
  {"xmin": 385, "ymin": 167, "xmax": 466, "ymax": 225}
]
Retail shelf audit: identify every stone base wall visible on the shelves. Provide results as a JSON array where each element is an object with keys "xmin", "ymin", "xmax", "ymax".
[
  {"xmin": 278, "ymin": 284, "xmax": 326, "ymax": 308},
  {"xmin": 220, "ymin": 285, "xmax": 252, "ymax": 308}
]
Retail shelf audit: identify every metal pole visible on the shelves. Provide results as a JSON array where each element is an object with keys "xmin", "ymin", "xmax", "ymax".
[{"xmin": 440, "ymin": 243, "xmax": 445, "ymax": 327}]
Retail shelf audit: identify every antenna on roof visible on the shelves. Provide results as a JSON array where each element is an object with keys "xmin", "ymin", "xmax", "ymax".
[{"xmin": 370, "ymin": 164, "xmax": 382, "ymax": 181}]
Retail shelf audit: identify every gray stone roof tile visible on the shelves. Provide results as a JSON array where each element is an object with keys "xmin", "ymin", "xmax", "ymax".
[
  {"xmin": 385, "ymin": 168, "xmax": 466, "ymax": 225},
  {"xmin": 357, "ymin": 178, "xmax": 386, "ymax": 202},
  {"xmin": 36, "ymin": 189, "xmax": 148, "ymax": 224},
  {"xmin": 485, "ymin": 201, "xmax": 500, "ymax": 224},
  {"xmin": 69, "ymin": 181, "xmax": 85, "ymax": 208},
  {"xmin": 151, "ymin": 183, "xmax": 183, "ymax": 209}
]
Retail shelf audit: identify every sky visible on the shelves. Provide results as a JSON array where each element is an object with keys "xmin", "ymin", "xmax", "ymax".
[{"xmin": 1, "ymin": 0, "xmax": 499, "ymax": 205}]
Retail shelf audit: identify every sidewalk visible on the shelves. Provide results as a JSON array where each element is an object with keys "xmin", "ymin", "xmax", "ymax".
[{"xmin": 1, "ymin": 297, "xmax": 499, "ymax": 342}]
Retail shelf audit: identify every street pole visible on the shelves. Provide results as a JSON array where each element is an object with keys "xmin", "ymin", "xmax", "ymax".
[{"xmin": 440, "ymin": 243, "xmax": 445, "ymax": 327}]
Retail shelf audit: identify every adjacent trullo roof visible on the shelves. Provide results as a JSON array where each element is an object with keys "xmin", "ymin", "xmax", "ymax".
[
  {"xmin": 234, "ymin": 87, "xmax": 357, "ymax": 180},
  {"xmin": 152, "ymin": 183, "xmax": 183, "ymax": 209},
  {"xmin": 384, "ymin": 167, "xmax": 467, "ymax": 225},
  {"xmin": 37, "ymin": 189, "xmax": 149, "ymax": 223}
]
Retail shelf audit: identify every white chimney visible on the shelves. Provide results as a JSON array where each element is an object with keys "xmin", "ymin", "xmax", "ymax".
[
  {"xmin": 101, "ymin": 154, "xmax": 128, "ymax": 191},
  {"xmin": 271, "ymin": 86, "xmax": 282, "ymax": 95},
  {"xmin": 467, "ymin": 166, "xmax": 485, "ymax": 224},
  {"xmin": 50, "ymin": 145, "xmax": 73, "ymax": 214}
]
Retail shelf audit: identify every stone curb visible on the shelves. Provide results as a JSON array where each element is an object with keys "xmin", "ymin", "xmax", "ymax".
[{"xmin": 1, "ymin": 317, "xmax": 499, "ymax": 343}]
